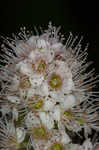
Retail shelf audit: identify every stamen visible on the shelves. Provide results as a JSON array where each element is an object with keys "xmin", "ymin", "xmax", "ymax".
[
  {"xmin": 37, "ymin": 59, "xmax": 47, "ymax": 73},
  {"xmin": 19, "ymin": 75, "xmax": 31, "ymax": 89},
  {"xmin": 33, "ymin": 125, "xmax": 47, "ymax": 140},
  {"xmin": 49, "ymin": 143, "xmax": 64, "ymax": 150},
  {"xmin": 28, "ymin": 95, "xmax": 44, "ymax": 111}
]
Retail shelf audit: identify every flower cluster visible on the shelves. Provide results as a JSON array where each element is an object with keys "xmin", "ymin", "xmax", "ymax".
[{"xmin": 0, "ymin": 23, "xmax": 99, "ymax": 150}]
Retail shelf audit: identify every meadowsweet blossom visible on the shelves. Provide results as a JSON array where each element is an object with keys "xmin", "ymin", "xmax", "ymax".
[
  {"xmin": 61, "ymin": 99, "xmax": 99, "ymax": 137},
  {"xmin": 0, "ymin": 23, "xmax": 99, "ymax": 150}
]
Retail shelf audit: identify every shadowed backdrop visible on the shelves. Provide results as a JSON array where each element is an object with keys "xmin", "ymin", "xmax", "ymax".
[{"xmin": 0, "ymin": 0, "xmax": 99, "ymax": 72}]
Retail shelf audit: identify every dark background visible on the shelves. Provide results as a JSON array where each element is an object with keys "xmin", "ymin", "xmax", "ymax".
[{"xmin": 0, "ymin": 0, "xmax": 99, "ymax": 72}]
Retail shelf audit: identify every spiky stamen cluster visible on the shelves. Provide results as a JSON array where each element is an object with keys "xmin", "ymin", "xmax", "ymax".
[
  {"xmin": 0, "ymin": 120, "xmax": 20, "ymax": 150},
  {"xmin": 0, "ymin": 23, "xmax": 99, "ymax": 150}
]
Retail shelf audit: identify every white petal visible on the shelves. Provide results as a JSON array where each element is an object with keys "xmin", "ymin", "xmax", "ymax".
[
  {"xmin": 37, "ymin": 39, "xmax": 49, "ymax": 49},
  {"xmin": 61, "ymin": 94, "xmax": 76, "ymax": 109},
  {"xmin": 7, "ymin": 96, "xmax": 20, "ymax": 104},
  {"xmin": 12, "ymin": 108, "xmax": 18, "ymax": 121},
  {"xmin": 63, "ymin": 78, "xmax": 74, "ymax": 94},
  {"xmin": 61, "ymin": 131, "xmax": 71, "ymax": 144},
  {"xmin": 16, "ymin": 127, "xmax": 26, "ymax": 143},
  {"xmin": 25, "ymin": 112, "xmax": 40, "ymax": 127},
  {"xmin": 39, "ymin": 112, "xmax": 54, "ymax": 129},
  {"xmin": 43, "ymin": 98, "xmax": 55, "ymax": 111},
  {"xmin": 27, "ymin": 36, "xmax": 38, "ymax": 47},
  {"xmin": 51, "ymin": 42, "xmax": 63, "ymax": 49},
  {"xmin": 27, "ymin": 88, "xmax": 35, "ymax": 98},
  {"xmin": 40, "ymin": 82, "xmax": 49, "ymax": 96},
  {"xmin": 53, "ymin": 106, "xmax": 61, "ymax": 121},
  {"xmin": 16, "ymin": 60, "xmax": 32, "ymax": 76},
  {"xmin": 28, "ymin": 51, "xmax": 36, "ymax": 60}
]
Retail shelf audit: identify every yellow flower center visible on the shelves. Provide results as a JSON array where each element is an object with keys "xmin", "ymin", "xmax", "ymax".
[
  {"xmin": 64, "ymin": 109, "xmax": 73, "ymax": 118},
  {"xmin": 34, "ymin": 100, "xmax": 43, "ymax": 109},
  {"xmin": 48, "ymin": 73, "xmax": 62, "ymax": 90},
  {"xmin": 37, "ymin": 60, "xmax": 46, "ymax": 73},
  {"xmin": 33, "ymin": 126, "xmax": 47, "ymax": 139},
  {"xmin": 50, "ymin": 143, "xmax": 64, "ymax": 150},
  {"xmin": 28, "ymin": 95, "xmax": 44, "ymax": 111},
  {"xmin": 19, "ymin": 76, "xmax": 30, "ymax": 89}
]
